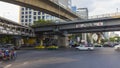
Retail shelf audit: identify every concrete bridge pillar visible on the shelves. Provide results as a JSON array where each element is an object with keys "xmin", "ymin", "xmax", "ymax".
[
  {"xmin": 13, "ymin": 36, "xmax": 22, "ymax": 47},
  {"xmin": 82, "ymin": 33, "xmax": 87, "ymax": 42},
  {"xmin": 57, "ymin": 36, "xmax": 69, "ymax": 47},
  {"xmin": 57, "ymin": 32, "xmax": 69, "ymax": 48}
]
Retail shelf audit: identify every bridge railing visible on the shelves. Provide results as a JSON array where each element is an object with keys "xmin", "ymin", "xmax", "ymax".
[
  {"xmin": 89, "ymin": 12, "xmax": 120, "ymax": 19},
  {"xmin": 55, "ymin": 12, "xmax": 120, "ymax": 23}
]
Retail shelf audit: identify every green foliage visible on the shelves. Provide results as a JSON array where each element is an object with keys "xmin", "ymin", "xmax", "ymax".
[
  {"xmin": 0, "ymin": 36, "xmax": 12, "ymax": 43},
  {"xmin": 32, "ymin": 19, "xmax": 55, "ymax": 26},
  {"xmin": 109, "ymin": 36, "xmax": 120, "ymax": 42}
]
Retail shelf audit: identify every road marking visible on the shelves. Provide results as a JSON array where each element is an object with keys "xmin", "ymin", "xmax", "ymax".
[
  {"xmin": 23, "ymin": 62, "xmax": 29, "ymax": 65},
  {"xmin": 4, "ymin": 64, "xmax": 12, "ymax": 68}
]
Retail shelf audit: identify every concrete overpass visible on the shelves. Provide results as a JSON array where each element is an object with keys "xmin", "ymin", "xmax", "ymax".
[
  {"xmin": 33, "ymin": 17, "xmax": 120, "ymax": 35},
  {"xmin": 0, "ymin": 16, "xmax": 35, "ymax": 37},
  {"xmin": 0, "ymin": 0, "xmax": 80, "ymax": 20}
]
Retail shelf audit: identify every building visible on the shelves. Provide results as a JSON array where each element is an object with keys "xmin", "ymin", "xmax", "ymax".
[
  {"xmin": 19, "ymin": 7, "xmax": 58, "ymax": 26},
  {"xmin": 20, "ymin": 0, "xmax": 72, "ymax": 26},
  {"xmin": 76, "ymin": 8, "xmax": 88, "ymax": 19},
  {"xmin": 50, "ymin": 0, "xmax": 72, "ymax": 9},
  {"xmin": 71, "ymin": 6, "xmax": 77, "ymax": 12}
]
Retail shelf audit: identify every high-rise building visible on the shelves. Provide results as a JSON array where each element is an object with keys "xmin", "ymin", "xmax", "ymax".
[
  {"xmin": 50, "ymin": 0, "xmax": 71, "ymax": 9},
  {"xmin": 76, "ymin": 8, "xmax": 88, "ymax": 19},
  {"xmin": 20, "ymin": 0, "xmax": 71, "ymax": 26},
  {"xmin": 19, "ymin": 7, "xmax": 58, "ymax": 26},
  {"xmin": 71, "ymin": 6, "xmax": 77, "ymax": 12}
]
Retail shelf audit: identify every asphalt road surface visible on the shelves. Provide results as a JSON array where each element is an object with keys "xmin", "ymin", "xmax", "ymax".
[{"xmin": 1, "ymin": 47, "xmax": 120, "ymax": 68}]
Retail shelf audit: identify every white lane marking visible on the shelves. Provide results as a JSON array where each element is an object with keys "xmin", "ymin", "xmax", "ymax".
[
  {"xmin": 4, "ymin": 64, "xmax": 12, "ymax": 68},
  {"xmin": 23, "ymin": 62, "xmax": 29, "ymax": 65}
]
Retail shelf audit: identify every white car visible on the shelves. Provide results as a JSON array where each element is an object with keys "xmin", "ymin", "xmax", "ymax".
[
  {"xmin": 114, "ymin": 44, "xmax": 120, "ymax": 50},
  {"xmin": 76, "ymin": 44, "xmax": 94, "ymax": 50}
]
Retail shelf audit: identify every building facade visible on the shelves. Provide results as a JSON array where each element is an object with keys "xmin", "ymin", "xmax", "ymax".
[
  {"xmin": 20, "ymin": 7, "xmax": 58, "ymax": 26},
  {"xmin": 71, "ymin": 6, "xmax": 77, "ymax": 12},
  {"xmin": 20, "ymin": 0, "xmax": 72, "ymax": 26},
  {"xmin": 76, "ymin": 8, "xmax": 88, "ymax": 19},
  {"xmin": 50, "ymin": 0, "xmax": 72, "ymax": 9}
]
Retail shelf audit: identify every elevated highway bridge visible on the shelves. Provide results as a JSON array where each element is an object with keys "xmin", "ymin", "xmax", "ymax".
[
  {"xmin": 0, "ymin": 0, "xmax": 80, "ymax": 20},
  {"xmin": 33, "ymin": 14, "xmax": 120, "ymax": 35},
  {"xmin": 0, "ymin": 16, "xmax": 35, "ymax": 37}
]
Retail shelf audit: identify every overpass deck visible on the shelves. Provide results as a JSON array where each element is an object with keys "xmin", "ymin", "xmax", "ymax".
[{"xmin": 0, "ymin": 0, "xmax": 80, "ymax": 20}]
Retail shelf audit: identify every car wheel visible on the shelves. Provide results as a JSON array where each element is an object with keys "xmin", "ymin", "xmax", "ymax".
[{"xmin": 88, "ymin": 48, "xmax": 91, "ymax": 51}]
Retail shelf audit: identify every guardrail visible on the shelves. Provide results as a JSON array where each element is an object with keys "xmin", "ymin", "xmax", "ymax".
[{"xmin": 89, "ymin": 12, "xmax": 120, "ymax": 19}]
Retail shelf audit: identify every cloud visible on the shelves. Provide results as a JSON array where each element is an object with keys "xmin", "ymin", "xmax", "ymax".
[
  {"xmin": 72, "ymin": 0, "xmax": 120, "ymax": 16},
  {"xmin": 0, "ymin": 1, "xmax": 19, "ymax": 22}
]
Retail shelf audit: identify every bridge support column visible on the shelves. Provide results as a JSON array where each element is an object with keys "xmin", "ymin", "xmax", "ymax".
[
  {"xmin": 13, "ymin": 36, "xmax": 22, "ymax": 47},
  {"xmin": 88, "ymin": 33, "xmax": 93, "ymax": 43},
  {"xmin": 57, "ymin": 32, "xmax": 69, "ymax": 48},
  {"xmin": 57, "ymin": 36, "xmax": 69, "ymax": 48},
  {"xmin": 82, "ymin": 33, "xmax": 87, "ymax": 42}
]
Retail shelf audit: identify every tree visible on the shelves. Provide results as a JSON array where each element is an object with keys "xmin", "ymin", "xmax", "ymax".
[
  {"xmin": 32, "ymin": 19, "xmax": 55, "ymax": 26},
  {"xmin": 109, "ymin": 36, "xmax": 120, "ymax": 43}
]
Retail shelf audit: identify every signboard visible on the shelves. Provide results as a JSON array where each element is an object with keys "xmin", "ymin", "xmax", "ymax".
[{"xmin": 92, "ymin": 33, "xmax": 98, "ymax": 41}]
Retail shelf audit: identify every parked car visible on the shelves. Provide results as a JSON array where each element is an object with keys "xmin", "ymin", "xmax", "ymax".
[
  {"xmin": 114, "ymin": 44, "xmax": 120, "ymax": 50},
  {"xmin": 4, "ymin": 44, "xmax": 20, "ymax": 50},
  {"xmin": 103, "ymin": 44, "xmax": 113, "ymax": 47},
  {"xmin": 94, "ymin": 44, "xmax": 103, "ymax": 47},
  {"xmin": 76, "ymin": 44, "xmax": 94, "ymax": 50}
]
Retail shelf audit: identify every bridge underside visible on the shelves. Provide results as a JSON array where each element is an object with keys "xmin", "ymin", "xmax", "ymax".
[
  {"xmin": 1, "ymin": 0, "xmax": 80, "ymax": 20},
  {"xmin": 34, "ymin": 17, "xmax": 120, "ymax": 35},
  {"xmin": 0, "ymin": 16, "xmax": 35, "ymax": 37},
  {"xmin": 35, "ymin": 26, "xmax": 120, "ymax": 35}
]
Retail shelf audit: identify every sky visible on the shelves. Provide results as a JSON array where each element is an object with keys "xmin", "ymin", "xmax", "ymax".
[{"xmin": 72, "ymin": 0, "xmax": 120, "ymax": 16}]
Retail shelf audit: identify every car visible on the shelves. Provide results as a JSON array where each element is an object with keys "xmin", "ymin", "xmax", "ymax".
[
  {"xmin": 103, "ymin": 44, "xmax": 113, "ymax": 47},
  {"xmin": 94, "ymin": 44, "xmax": 103, "ymax": 47},
  {"xmin": 114, "ymin": 44, "xmax": 120, "ymax": 50},
  {"xmin": 75, "ymin": 44, "xmax": 94, "ymax": 50}
]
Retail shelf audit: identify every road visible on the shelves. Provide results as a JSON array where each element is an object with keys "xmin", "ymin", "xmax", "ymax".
[{"xmin": 1, "ymin": 48, "xmax": 120, "ymax": 68}]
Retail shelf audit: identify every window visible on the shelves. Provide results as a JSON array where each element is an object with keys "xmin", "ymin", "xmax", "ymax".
[
  {"xmin": 22, "ymin": 8, "xmax": 24, "ymax": 10},
  {"xmin": 25, "ymin": 23, "xmax": 27, "ymax": 26},
  {"xmin": 25, "ymin": 16, "xmax": 28, "ymax": 18},
  {"xmin": 38, "ymin": 16, "xmax": 41, "ymax": 19},
  {"xmin": 38, "ymin": 12, "xmax": 41, "ymax": 15},
  {"xmin": 25, "ymin": 12, "xmax": 28, "ymax": 14},
  {"xmin": 26, "ymin": 8, "xmax": 28, "ymax": 10},
  {"xmin": 34, "ymin": 12, "xmax": 36, "ymax": 15},
  {"xmin": 21, "ymin": 20, "xmax": 24, "ymax": 22},
  {"xmin": 21, "ymin": 16, "xmax": 24, "ymax": 18},
  {"xmin": 29, "ymin": 15, "xmax": 31, "ymax": 18},
  {"xmin": 22, "ymin": 12, "xmax": 24, "ymax": 14},
  {"xmin": 25, "ymin": 19, "xmax": 28, "ymax": 22},
  {"xmin": 29, "ymin": 19, "xmax": 31, "ymax": 22},
  {"xmin": 29, "ymin": 11, "xmax": 31, "ymax": 14},
  {"xmin": 42, "ymin": 16, "xmax": 45, "ymax": 19},
  {"xmin": 34, "ymin": 16, "xmax": 36, "ymax": 19},
  {"xmin": 29, "ymin": 23, "xmax": 31, "ymax": 26}
]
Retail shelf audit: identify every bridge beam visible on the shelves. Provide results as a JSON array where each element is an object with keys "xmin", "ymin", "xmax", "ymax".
[{"xmin": 1, "ymin": 0, "xmax": 80, "ymax": 20}]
